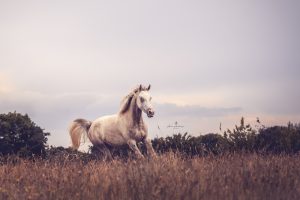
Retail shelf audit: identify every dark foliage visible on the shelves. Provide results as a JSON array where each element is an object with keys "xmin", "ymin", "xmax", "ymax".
[
  {"xmin": 80, "ymin": 118, "xmax": 300, "ymax": 159},
  {"xmin": 151, "ymin": 118, "xmax": 300, "ymax": 156},
  {"xmin": 255, "ymin": 123, "xmax": 300, "ymax": 153},
  {"xmin": 225, "ymin": 117, "xmax": 257, "ymax": 152},
  {"xmin": 152, "ymin": 133, "xmax": 230, "ymax": 157},
  {"xmin": 1, "ymin": 112, "xmax": 300, "ymax": 159},
  {"xmin": 0, "ymin": 112, "xmax": 49, "ymax": 157}
]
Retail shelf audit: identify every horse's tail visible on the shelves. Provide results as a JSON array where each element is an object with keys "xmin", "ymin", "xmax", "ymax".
[{"xmin": 69, "ymin": 119, "xmax": 92, "ymax": 150}]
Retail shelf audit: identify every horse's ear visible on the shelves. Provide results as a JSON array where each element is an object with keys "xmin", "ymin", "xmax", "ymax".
[
  {"xmin": 147, "ymin": 84, "xmax": 151, "ymax": 91},
  {"xmin": 139, "ymin": 84, "xmax": 142, "ymax": 91}
]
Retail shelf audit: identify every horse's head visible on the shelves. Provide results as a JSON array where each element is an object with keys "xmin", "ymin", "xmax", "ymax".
[{"xmin": 136, "ymin": 84, "xmax": 155, "ymax": 118}]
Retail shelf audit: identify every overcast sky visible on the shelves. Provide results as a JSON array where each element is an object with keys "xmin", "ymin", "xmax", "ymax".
[{"xmin": 0, "ymin": 0, "xmax": 299, "ymax": 147}]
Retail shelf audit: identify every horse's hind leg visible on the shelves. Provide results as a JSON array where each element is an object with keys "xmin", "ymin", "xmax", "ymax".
[
  {"xmin": 96, "ymin": 144, "xmax": 113, "ymax": 161},
  {"xmin": 103, "ymin": 144, "xmax": 113, "ymax": 161}
]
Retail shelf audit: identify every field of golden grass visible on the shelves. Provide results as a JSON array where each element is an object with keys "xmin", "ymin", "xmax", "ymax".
[{"xmin": 0, "ymin": 153, "xmax": 300, "ymax": 200}]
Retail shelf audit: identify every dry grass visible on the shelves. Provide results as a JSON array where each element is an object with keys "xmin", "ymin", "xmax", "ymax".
[{"xmin": 0, "ymin": 153, "xmax": 300, "ymax": 200}]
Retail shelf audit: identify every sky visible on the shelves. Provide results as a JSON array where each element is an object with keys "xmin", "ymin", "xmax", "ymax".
[{"xmin": 0, "ymin": 0, "xmax": 300, "ymax": 148}]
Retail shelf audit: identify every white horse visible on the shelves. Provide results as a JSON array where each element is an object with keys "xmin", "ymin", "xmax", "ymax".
[{"xmin": 69, "ymin": 84, "xmax": 156, "ymax": 159}]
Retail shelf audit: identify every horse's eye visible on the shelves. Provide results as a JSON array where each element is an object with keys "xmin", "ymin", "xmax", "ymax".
[{"xmin": 140, "ymin": 97, "xmax": 144, "ymax": 102}]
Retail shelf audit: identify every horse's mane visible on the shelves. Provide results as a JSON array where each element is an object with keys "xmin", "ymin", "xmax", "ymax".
[{"xmin": 119, "ymin": 85, "xmax": 150, "ymax": 114}]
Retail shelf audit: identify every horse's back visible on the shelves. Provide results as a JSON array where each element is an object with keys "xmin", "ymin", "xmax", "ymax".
[{"xmin": 88, "ymin": 114, "xmax": 125, "ymax": 145}]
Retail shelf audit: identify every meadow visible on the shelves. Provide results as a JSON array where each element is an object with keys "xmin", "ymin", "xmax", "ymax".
[{"xmin": 1, "ymin": 153, "xmax": 300, "ymax": 200}]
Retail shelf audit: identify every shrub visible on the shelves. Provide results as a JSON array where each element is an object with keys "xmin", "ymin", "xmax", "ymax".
[
  {"xmin": 224, "ymin": 117, "xmax": 257, "ymax": 152},
  {"xmin": 151, "ymin": 133, "xmax": 203, "ymax": 156},
  {"xmin": 199, "ymin": 133, "xmax": 230, "ymax": 155},
  {"xmin": 255, "ymin": 123, "xmax": 300, "ymax": 154},
  {"xmin": 0, "ymin": 112, "xmax": 49, "ymax": 157}
]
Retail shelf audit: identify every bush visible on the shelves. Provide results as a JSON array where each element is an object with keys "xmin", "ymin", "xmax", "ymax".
[
  {"xmin": 152, "ymin": 133, "xmax": 229, "ymax": 156},
  {"xmin": 255, "ymin": 123, "xmax": 300, "ymax": 154},
  {"xmin": 0, "ymin": 112, "xmax": 49, "ymax": 157},
  {"xmin": 152, "ymin": 133, "xmax": 202, "ymax": 156},
  {"xmin": 224, "ymin": 117, "xmax": 257, "ymax": 152},
  {"xmin": 200, "ymin": 133, "xmax": 230, "ymax": 155},
  {"xmin": 151, "ymin": 118, "xmax": 300, "ymax": 156}
]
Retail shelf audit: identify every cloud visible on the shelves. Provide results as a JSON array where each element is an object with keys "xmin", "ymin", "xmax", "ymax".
[
  {"xmin": 155, "ymin": 103, "xmax": 242, "ymax": 118},
  {"xmin": 0, "ymin": 90, "xmax": 120, "ymax": 129}
]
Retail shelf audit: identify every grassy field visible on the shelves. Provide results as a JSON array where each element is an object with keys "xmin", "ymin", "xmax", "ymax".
[{"xmin": 0, "ymin": 153, "xmax": 300, "ymax": 200}]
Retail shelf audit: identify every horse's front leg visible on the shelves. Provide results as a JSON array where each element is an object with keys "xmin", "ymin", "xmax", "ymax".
[
  {"xmin": 127, "ymin": 139, "xmax": 144, "ymax": 159},
  {"xmin": 144, "ymin": 138, "xmax": 157, "ymax": 158}
]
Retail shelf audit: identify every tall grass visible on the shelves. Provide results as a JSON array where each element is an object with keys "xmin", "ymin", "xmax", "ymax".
[{"xmin": 1, "ymin": 153, "xmax": 300, "ymax": 200}]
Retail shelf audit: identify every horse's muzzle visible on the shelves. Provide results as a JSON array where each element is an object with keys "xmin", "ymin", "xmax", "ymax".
[{"xmin": 147, "ymin": 109, "xmax": 155, "ymax": 118}]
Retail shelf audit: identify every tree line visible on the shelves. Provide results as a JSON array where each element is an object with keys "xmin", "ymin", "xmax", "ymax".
[
  {"xmin": 1, "ymin": 112, "xmax": 300, "ymax": 159},
  {"xmin": 151, "ymin": 119, "xmax": 300, "ymax": 156}
]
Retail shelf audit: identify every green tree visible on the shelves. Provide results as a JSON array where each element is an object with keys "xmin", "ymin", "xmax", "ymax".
[{"xmin": 0, "ymin": 112, "xmax": 50, "ymax": 157}]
